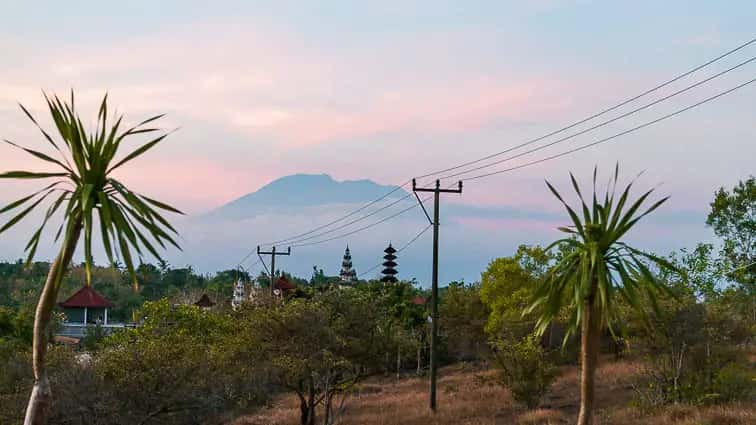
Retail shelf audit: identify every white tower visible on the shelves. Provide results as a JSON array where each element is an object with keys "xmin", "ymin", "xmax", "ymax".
[{"xmin": 231, "ymin": 279, "xmax": 246, "ymax": 310}]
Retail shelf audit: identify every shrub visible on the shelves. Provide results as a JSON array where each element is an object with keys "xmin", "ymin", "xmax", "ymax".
[
  {"xmin": 712, "ymin": 363, "xmax": 755, "ymax": 403},
  {"xmin": 81, "ymin": 323, "xmax": 107, "ymax": 351},
  {"xmin": 491, "ymin": 334, "xmax": 557, "ymax": 409}
]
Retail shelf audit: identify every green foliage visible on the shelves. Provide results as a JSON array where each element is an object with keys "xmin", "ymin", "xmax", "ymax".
[
  {"xmin": 712, "ymin": 362, "xmax": 755, "ymax": 403},
  {"xmin": 491, "ymin": 334, "xmax": 557, "ymax": 409},
  {"xmin": 440, "ymin": 281, "xmax": 489, "ymax": 361},
  {"xmin": 528, "ymin": 166, "xmax": 680, "ymax": 342},
  {"xmin": 706, "ymin": 176, "xmax": 755, "ymax": 286},
  {"xmin": 0, "ymin": 92, "xmax": 182, "ymax": 286},
  {"xmin": 0, "ymin": 305, "xmax": 35, "ymax": 345},
  {"xmin": 236, "ymin": 288, "xmax": 386, "ymax": 424},
  {"xmin": 81, "ymin": 323, "xmax": 107, "ymax": 351},
  {"xmin": 480, "ymin": 245, "xmax": 551, "ymax": 338},
  {"xmin": 95, "ymin": 299, "xmax": 268, "ymax": 424},
  {"xmin": 632, "ymin": 291, "xmax": 753, "ymax": 406}
]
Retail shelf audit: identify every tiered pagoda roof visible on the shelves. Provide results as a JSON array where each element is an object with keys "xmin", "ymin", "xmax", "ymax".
[
  {"xmin": 380, "ymin": 244, "xmax": 398, "ymax": 283},
  {"xmin": 339, "ymin": 245, "xmax": 357, "ymax": 282}
]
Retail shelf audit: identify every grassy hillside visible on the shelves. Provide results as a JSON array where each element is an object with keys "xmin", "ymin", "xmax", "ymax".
[{"xmin": 237, "ymin": 357, "xmax": 755, "ymax": 425}]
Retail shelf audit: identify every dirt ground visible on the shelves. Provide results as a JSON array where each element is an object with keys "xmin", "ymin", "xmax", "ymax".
[{"xmin": 235, "ymin": 358, "xmax": 755, "ymax": 425}]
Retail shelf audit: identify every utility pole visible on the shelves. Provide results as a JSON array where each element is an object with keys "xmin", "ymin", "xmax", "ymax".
[
  {"xmin": 256, "ymin": 246, "xmax": 291, "ymax": 296},
  {"xmin": 412, "ymin": 178, "xmax": 462, "ymax": 412}
]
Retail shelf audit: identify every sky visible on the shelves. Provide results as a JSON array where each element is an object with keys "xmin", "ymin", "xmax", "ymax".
[{"xmin": 0, "ymin": 1, "xmax": 754, "ymax": 283}]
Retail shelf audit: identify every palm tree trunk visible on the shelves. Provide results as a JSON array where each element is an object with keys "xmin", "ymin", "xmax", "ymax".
[
  {"xmin": 577, "ymin": 300, "xmax": 601, "ymax": 425},
  {"xmin": 417, "ymin": 344, "xmax": 422, "ymax": 375},
  {"xmin": 396, "ymin": 345, "xmax": 401, "ymax": 379},
  {"xmin": 24, "ymin": 220, "xmax": 82, "ymax": 425}
]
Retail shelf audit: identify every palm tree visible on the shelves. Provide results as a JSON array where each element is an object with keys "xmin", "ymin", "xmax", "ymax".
[
  {"xmin": 527, "ymin": 166, "xmax": 678, "ymax": 425},
  {"xmin": 0, "ymin": 92, "xmax": 182, "ymax": 425}
]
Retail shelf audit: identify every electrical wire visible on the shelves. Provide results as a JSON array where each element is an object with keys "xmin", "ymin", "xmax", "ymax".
[
  {"xmin": 234, "ymin": 37, "xmax": 756, "ymax": 265},
  {"xmin": 438, "ymin": 55, "xmax": 755, "ymax": 181},
  {"xmin": 262, "ymin": 180, "xmax": 412, "ymax": 246},
  {"xmin": 414, "ymin": 37, "xmax": 756, "ymax": 180},
  {"xmin": 357, "ymin": 223, "xmax": 433, "ymax": 278},
  {"xmin": 290, "ymin": 194, "xmax": 434, "ymax": 248},
  {"xmin": 274, "ymin": 76, "xmax": 756, "ymax": 248},
  {"xmin": 461, "ymin": 76, "xmax": 756, "ymax": 181}
]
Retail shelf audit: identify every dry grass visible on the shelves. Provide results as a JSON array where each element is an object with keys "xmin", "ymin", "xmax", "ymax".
[{"xmin": 235, "ymin": 359, "xmax": 755, "ymax": 425}]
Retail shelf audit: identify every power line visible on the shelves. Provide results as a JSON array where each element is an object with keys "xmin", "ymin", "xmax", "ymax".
[
  {"xmin": 439, "ymin": 55, "xmax": 755, "ymax": 181},
  {"xmin": 274, "ymin": 54, "xmax": 754, "ymax": 248},
  {"xmin": 276, "ymin": 192, "xmax": 416, "ymax": 245},
  {"xmin": 290, "ymin": 194, "xmax": 434, "ymax": 248},
  {"xmin": 234, "ymin": 37, "xmax": 756, "ymax": 264},
  {"xmin": 263, "ymin": 178, "xmax": 439, "ymax": 247},
  {"xmin": 237, "ymin": 250, "xmax": 264, "ymax": 270},
  {"xmin": 263, "ymin": 181, "xmax": 411, "ymax": 246},
  {"xmin": 414, "ymin": 37, "xmax": 756, "ymax": 180},
  {"xmin": 462, "ymin": 76, "xmax": 756, "ymax": 181},
  {"xmin": 357, "ymin": 223, "xmax": 433, "ymax": 278},
  {"xmin": 234, "ymin": 181, "xmax": 410, "ymax": 266},
  {"xmin": 277, "ymin": 76, "xmax": 756, "ymax": 248}
]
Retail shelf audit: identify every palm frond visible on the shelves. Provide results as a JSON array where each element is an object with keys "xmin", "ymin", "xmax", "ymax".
[
  {"xmin": 529, "ymin": 166, "xmax": 678, "ymax": 346},
  {"xmin": 0, "ymin": 92, "xmax": 181, "ymax": 288}
]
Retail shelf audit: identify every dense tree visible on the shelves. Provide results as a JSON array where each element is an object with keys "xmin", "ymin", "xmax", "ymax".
[
  {"xmin": 440, "ymin": 281, "xmax": 489, "ymax": 361},
  {"xmin": 480, "ymin": 245, "xmax": 551, "ymax": 339},
  {"xmin": 97, "ymin": 300, "xmax": 268, "ymax": 424},
  {"xmin": 707, "ymin": 176, "xmax": 755, "ymax": 285},
  {"xmin": 528, "ymin": 167, "xmax": 679, "ymax": 425},
  {"xmin": 0, "ymin": 93, "xmax": 182, "ymax": 424},
  {"xmin": 706, "ymin": 176, "xmax": 755, "ymax": 324},
  {"xmin": 238, "ymin": 289, "xmax": 385, "ymax": 425}
]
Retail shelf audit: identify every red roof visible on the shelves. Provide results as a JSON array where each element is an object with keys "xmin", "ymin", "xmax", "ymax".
[
  {"xmin": 274, "ymin": 277, "xmax": 297, "ymax": 291},
  {"xmin": 194, "ymin": 294, "xmax": 216, "ymax": 307},
  {"xmin": 59, "ymin": 286, "xmax": 113, "ymax": 308},
  {"xmin": 412, "ymin": 296, "xmax": 427, "ymax": 305}
]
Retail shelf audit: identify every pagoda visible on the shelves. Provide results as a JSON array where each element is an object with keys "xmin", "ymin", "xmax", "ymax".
[
  {"xmin": 380, "ymin": 244, "xmax": 398, "ymax": 283},
  {"xmin": 339, "ymin": 245, "xmax": 358, "ymax": 282}
]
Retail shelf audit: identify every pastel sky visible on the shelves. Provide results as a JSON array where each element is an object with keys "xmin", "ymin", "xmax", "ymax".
[{"xmin": 0, "ymin": 1, "xmax": 754, "ymax": 282}]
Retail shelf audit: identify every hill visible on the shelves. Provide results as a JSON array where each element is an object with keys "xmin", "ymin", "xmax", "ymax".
[
  {"xmin": 205, "ymin": 174, "xmax": 407, "ymax": 220},
  {"xmin": 235, "ymin": 358, "xmax": 756, "ymax": 425}
]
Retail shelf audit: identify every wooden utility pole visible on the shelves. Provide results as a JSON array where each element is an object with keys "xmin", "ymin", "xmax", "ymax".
[
  {"xmin": 412, "ymin": 178, "xmax": 462, "ymax": 412},
  {"xmin": 257, "ymin": 246, "xmax": 291, "ymax": 296}
]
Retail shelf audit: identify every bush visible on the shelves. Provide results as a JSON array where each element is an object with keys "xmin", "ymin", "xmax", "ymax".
[
  {"xmin": 491, "ymin": 334, "xmax": 557, "ymax": 409},
  {"xmin": 632, "ymin": 297, "xmax": 754, "ymax": 406},
  {"xmin": 81, "ymin": 323, "xmax": 107, "ymax": 351},
  {"xmin": 712, "ymin": 363, "xmax": 755, "ymax": 403}
]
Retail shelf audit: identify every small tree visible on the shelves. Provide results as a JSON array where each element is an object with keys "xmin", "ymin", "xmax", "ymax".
[
  {"xmin": 491, "ymin": 334, "xmax": 556, "ymax": 409},
  {"xmin": 0, "ymin": 93, "xmax": 182, "ymax": 424},
  {"xmin": 241, "ymin": 289, "xmax": 383, "ymax": 425},
  {"xmin": 527, "ymin": 166, "xmax": 679, "ymax": 425}
]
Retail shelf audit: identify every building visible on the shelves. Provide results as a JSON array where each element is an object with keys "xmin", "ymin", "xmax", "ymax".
[
  {"xmin": 231, "ymin": 279, "xmax": 246, "ymax": 310},
  {"xmin": 59, "ymin": 285, "xmax": 114, "ymax": 326},
  {"xmin": 381, "ymin": 244, "xmax": 399, "ymax": 283},
  {"xmin": 273, "ymin": 276, "xmax": 297, "ymax": 297},
  {"xmin": 194, "ymin": 293, "xmax": 216, "ymax": 309},
  {"xmin": 339, "ymin": 245, "xmax": 358, "ymax": 282},
  {"xmin": 57, "ymin": 286, "xmax": 130, "ymax": 339}
]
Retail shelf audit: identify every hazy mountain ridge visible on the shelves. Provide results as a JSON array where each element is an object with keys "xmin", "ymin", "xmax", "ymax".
[{"xmin": 204, "ymin": 174, "xmax": 408, "ymax": 220}]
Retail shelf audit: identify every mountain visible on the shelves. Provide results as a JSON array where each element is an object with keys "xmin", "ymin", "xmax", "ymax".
[{"xmin": 205, "ymin": 174, "xmax": 407, "ymax": 220}]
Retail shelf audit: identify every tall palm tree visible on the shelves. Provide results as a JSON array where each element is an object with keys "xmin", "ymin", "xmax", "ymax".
[
  {"xmin": 527, "ymin": 166, "xmax": 678, "ymax": 425},
  {"xmin": 0, "ymin": 92, "xmax": 182, "ymax": 425}
]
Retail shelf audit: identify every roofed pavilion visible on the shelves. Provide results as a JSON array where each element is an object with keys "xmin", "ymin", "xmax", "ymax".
[{"xmin": 59, "ymin": 286, "xmax": 114, "ymax": 325}]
